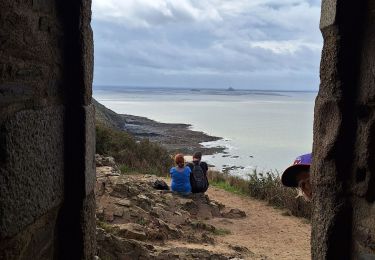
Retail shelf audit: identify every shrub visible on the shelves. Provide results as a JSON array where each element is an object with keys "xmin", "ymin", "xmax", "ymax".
[
  {"xmin": 207, "ymin": 170, "xmax": 311, "ymax": 219},
  {"xmin": 96, "ymin": 123, "xmax": 173, "ymax": 176}
]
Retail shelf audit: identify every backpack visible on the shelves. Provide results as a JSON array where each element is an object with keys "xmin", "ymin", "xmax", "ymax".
[
  {"xmin": 190, "ymin": 162, "xmax": 208, "ymax": 193},
  {"xmin": 153, "ymin": 180, "xmax": 169, "ymax": 190}
]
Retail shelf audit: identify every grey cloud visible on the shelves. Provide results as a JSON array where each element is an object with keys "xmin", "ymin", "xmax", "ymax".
[{"xmin": 92, "ymin": 0, "xmax": 323, "ymax": 90}]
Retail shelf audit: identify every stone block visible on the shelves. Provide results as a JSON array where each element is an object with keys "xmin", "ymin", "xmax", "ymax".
[
  {"xmin": 0, "ymin": 106, "xmax": 65, "ymax": 238},
  {"xmin": 320, "ymin": 0, "xmax": 337, "ymax": 29}
]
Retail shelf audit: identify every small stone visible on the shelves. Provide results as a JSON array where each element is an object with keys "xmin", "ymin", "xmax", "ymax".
[
  {"xmin": 96, "ymin": 208, "xmax": 104, "ymax": 220},
  {"xmin": 113, "ymin": 207, "xmax": 124, "ymax": 217},
  {"xmin": 174, "ymin": 211, "xmax": 182, "ymax": 216},
  {"xmin": 104, "ymin": 212, "xmax": 114, "ymax": 222},
  {"xmin": 137, "ymin": 194, "xmax": 150, "ymax": 200},
  {"xmin": 229, "ymin": 244, "xmax": 250, "ymax": 253},
  {"xmin": 116, "ymin": 199, "xmax": 131, "ymax": 207},
  {"xmin": 201, "ymin": 233, "xmax": 215, "ymax": 244},
  {"xmin": 222, "ymin": 208, "xmax": 246, "ymax": 219},
  {"xmin": 102, "ymin": 156, "xmax": 116, "ymax": 167}
]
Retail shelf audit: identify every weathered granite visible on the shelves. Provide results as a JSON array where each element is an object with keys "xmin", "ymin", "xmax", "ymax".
[{"xmin": 313, "ymin": 1, "xmax": 375, "ymax": 259}]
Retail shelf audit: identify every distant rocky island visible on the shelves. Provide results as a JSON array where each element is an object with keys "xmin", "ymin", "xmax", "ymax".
[{"xmin": 93, "ymin": 99, "xmax": 225, "ymax": 155}]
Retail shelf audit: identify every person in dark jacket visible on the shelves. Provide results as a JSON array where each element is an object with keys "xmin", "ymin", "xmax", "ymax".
[{"xmin": 186, "ymin": 151, "xmax": 209, "ymax": 193}]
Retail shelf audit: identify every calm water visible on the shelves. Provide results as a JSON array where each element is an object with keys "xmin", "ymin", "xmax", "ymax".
[{"xmin": 94, "ymin": 87, "xmax": 316, "ymax": 176}]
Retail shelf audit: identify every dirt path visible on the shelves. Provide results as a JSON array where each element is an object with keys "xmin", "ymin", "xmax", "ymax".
[{"xmin": 205, "ymin": 186, "xmax": 311, "ymax": 260}]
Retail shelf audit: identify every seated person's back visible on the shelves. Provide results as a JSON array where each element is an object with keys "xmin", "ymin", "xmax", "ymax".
[
  {"xmin": 187, "ymin": 151, "xmax": 209, "ymax": 193},
  {"xmin": 170, "ymin": 154, "xmax": 192, "ymax": 193}
]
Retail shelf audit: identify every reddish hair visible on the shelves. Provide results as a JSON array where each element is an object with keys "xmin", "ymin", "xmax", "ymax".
[{"xmin": 174, "ymin": 154, "xmax": 185, "ymax": 165}]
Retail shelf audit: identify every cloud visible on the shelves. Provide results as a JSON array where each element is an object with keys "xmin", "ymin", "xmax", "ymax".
[
  {"xmin": 93, "ymin": 0, "xmax": 223, "ymax": 27},
  {"xmin": 92, "ymin": 0, "xmax": 323, "ymax": 90},
  {"xmin": 250, "ymin": 40, "xmax": 321, "ymax": 54}
]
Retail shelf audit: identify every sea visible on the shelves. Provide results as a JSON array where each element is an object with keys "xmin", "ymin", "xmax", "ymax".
[{"xmin": 94, "ymin": 86, "xmax": 316, "ymax": 177}]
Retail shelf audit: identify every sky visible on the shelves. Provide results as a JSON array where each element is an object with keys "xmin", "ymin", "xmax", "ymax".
[{"xmin": 92, "ymin": 0, "xmax": 323, "ymax": 91}]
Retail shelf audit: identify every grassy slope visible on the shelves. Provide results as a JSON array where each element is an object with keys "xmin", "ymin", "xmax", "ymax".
[
  {"xmin": 94, "ymin": 99, "xmax": 173, "ymax": 175},
  {"xmin": 207, "ymin": 170, "xmax": 311, "ymax": 219}
]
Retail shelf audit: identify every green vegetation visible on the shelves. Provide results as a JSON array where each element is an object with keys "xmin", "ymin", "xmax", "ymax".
[
  {"xmin": 97, "ymin": 220, "xmax": 118, "ymax": 234},
  {"xmin": 96, "ymin": 123, "xmax": 173, "ymax": 176},
  {"xmin": 136, "ymin": 217, "xmax": 149, "ymax": 226},
  {"xmin": 207, "ymin": 170, "xmax": 311, "ymax": 219},
  {"xmin": 213, "ymin": 228, "xmax": 231, "ymax": 236},
  {"xmin": 211, "ymin": 181, "xmax": 246, "ymax": 195}
]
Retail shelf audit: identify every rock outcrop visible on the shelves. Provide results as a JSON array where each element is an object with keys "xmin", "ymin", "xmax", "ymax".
[{"xmin": 95, "ymin": 155, "xmax": 249, "ymax": 259}]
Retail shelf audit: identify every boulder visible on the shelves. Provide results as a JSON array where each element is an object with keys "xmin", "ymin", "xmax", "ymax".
[
  {"xmin": 113, "ymin": 223, "xmax": 147, "ymax": 241},
  {"xmin": 96, "ymin": 228, "xmax": 152, "ymax": 259}
]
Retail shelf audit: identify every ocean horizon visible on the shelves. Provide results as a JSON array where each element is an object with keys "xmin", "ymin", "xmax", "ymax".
[{"xmin": 94, "ymin": 86, "xmax": 316, "ymax": 177}]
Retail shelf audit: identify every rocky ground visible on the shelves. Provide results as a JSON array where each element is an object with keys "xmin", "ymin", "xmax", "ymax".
[
  {"xmin": 95, "ymin": 155, "xmax": 250, "ymax": 259},
  {"xmin": 95, "ymin": 155, "xmax": 311, "ymax": 260}
]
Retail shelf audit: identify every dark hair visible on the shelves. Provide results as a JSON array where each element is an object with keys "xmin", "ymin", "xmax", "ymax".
[{"xmin": 193, "ymin": 151, "xmax": 202, "ymax": 160}]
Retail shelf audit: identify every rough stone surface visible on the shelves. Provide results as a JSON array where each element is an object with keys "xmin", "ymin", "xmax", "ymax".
[
  {"xmin": 320, "ymin": 0, "xmax": 337, "ymax": 29},
  {"xmin": 85, "ymin": 104, "xmax": 96, "ymax": 196},
  {"xmin": 95, "ymin": 162, "xmax": 250, "ymax": 259},
  {"xmin": 0, "ymin": 207, "xmax": 59, "ymax": 260},
  {"xmin": 0, "ymin": 107, "xmax": 64, "ymax": 238},
  {"xmin": 313, "ymin": 1, "xmax": 375, "ymax": 259},
  {"xmin": 0, "ymin": 0, "xmax": 95, "ymax": 259}
]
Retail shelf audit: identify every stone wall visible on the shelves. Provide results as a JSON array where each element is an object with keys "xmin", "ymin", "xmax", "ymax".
[
  {"xmin": 0, "ymin": 1, "xmax": 95, "ymax": 259},
  {"xmin": 312, "ymin": 0, "xmax": 375, "ymax": 259}
]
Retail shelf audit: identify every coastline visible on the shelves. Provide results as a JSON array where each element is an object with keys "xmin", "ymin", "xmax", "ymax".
[
  {"xmin": 94, "ymin": 99, "xmax": 226, "ymax": 156},
  {"xmin": 121, "ymin": 113, "xmax": 225, "ymax": 155}
]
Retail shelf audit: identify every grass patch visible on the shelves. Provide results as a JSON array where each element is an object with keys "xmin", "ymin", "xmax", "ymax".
[
  {"xmin": 211, "ymin": 181, "xmax": 246, "ymax": 195},
  {"xmin": 213, "ymin": 228, "xmax": 231, "ymax": 236},
  {"xmin": 136, "ymin": 217, "xmax": 149, "ymax": 226},
  {"xmin": 97, "ymin": 220, "xmax": 118, "ymax": 234},
  {"xmin": 207, "ymin": 170, "xmax": 311, "ymax": 219}
]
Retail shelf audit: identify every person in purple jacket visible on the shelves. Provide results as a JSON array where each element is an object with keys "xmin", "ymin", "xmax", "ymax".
[{"xmin": 281, "ymin": 153, "xmax": 312, "ymax": 201}]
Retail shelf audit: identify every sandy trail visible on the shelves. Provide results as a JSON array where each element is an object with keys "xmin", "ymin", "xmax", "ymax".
[{"xmin": 205, "ymin": 187, "xmax": 311, "ymax": 260}]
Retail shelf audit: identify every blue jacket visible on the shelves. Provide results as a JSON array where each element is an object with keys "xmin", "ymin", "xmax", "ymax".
[{"xmin": 170, "ymin": 166, "xmax": 191, "ymax": 193}]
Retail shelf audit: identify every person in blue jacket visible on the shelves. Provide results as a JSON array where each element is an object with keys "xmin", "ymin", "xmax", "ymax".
[{"xmin": 170, "ymin": 154, "xmax": 192, "ymax": 194}]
